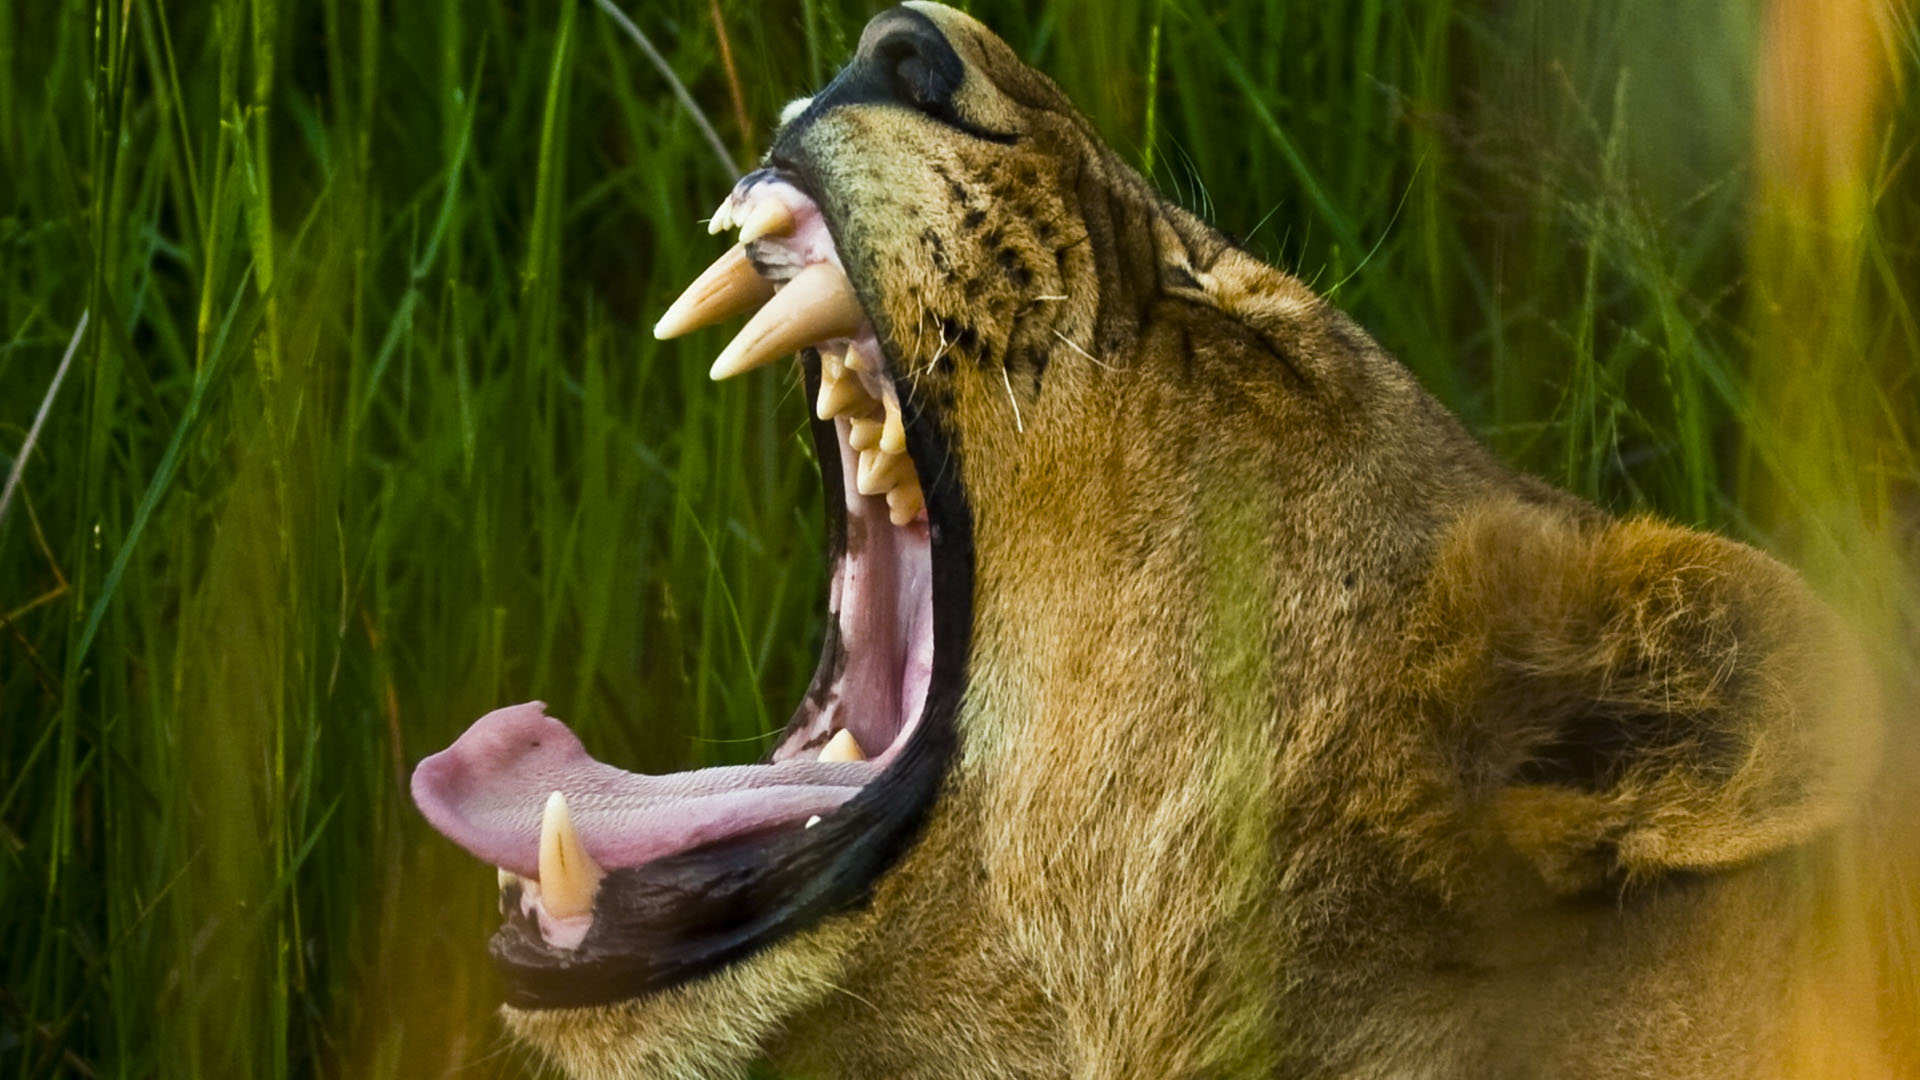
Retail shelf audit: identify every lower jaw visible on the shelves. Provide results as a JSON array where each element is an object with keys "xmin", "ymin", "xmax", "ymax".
[{"xmin": 484, "ymin": 356, "xmax": 974, "ymax": 1010}]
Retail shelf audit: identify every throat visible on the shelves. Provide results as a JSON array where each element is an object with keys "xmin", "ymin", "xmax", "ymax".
[{"xmin": 773, "ymin": 405, "xmax": 935, "ymax": 768}]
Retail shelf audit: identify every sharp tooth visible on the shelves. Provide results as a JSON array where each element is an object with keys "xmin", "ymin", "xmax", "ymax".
[
  {"xmin": 857, "ymin": 448, "xmax": 914, "ymax": 496},
  {"xmin": 817, "ymin": 364, "xmax": 874, "ymax": 420},
  {"xmin": 881, "ymin": 396, "xmax": 906, "ymax": 455},
  {"xmin": 843, "ymin": 341, "xmax": 869, "ymax": 372},
  {"xmin": 654, "ymin": 245, "xmax": 775, "ymax": 340},
  {"xmin": 538, "ymin": 790, "xmax": 605, "ymax": 921},
  {"xmin": 712, "ymin": 263, "xmax": 864, "ymax": 380},
  {"xmin": 738, "ymin": 199, "xmax": 796, "ymax": 244},
  {"xmin": 805, "ymin": 814, "xmax": 823, "ymax": 828},
  {"xmin": 498, "ymin": 867, "xmax": 521, "ymax": 890},
  {"xmin": 884, "ymin": 454, "xmax": 916, "ymax": 492},
  {"xmin": 707, "ymin": 193, "xmax": 737, "ymax": 235},
  {"xmin": 848, "ymin": 417, "xmax": 883, "ymax": 451},
  {"xmin": 819, "ymin": 729, "xmax": 866, "ymax": 763},
  {"xmin": 815, "ymin": 366, "xmax": 837, "ymax": 419},
  {"xmin": 887, "ymin": 481, "xmax": 924, "ymax": 526}
]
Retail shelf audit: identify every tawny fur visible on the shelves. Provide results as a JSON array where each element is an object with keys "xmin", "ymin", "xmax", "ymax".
[{"xmin": 510, "ymin": 5, "xmax": 1897, "ymax": 1076}]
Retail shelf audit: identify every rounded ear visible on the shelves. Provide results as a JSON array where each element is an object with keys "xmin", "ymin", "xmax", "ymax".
[{"xmin": 1414, "ymin": 501, "xmax": 1882, "ymax": 895}]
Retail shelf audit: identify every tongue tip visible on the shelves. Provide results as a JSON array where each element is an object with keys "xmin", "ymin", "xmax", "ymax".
[
  {"xmin": 415, "ymin": 700, "xmax": 566, "ymax": 779},
  {"xmin": 410, "ymin": 700, "xmax": 563, "ymax": 876}
]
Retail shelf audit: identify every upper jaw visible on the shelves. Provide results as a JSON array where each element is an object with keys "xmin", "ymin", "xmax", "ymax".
[{"xmin": 660, "ymin": 165, "xmax": 930, "ymax": 529}]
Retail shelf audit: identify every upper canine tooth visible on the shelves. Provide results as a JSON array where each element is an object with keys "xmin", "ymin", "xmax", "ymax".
[
  {"xmin": 738, "ymin": 199, "xmax": 797, "ymax": 244},
  {"xmin": 819, "ymin": 729, "xmax": 866, "ymax": 763},
  {"xmin": 881, "ymin": 396, "xmax": 906, "ymax": 455},
  {"xmin": 538, "ymin": 790, "xmax": 605, "ymax": 921},
  {"xmin": 654, "ymin": 244, "xmax": 775, "ymax": 340},
  {"xmin": 712, "ymin": 263, "xmax": 864, "ymax": 380}
]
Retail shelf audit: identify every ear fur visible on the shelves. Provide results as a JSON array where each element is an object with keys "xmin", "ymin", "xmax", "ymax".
[{"xmin": 1414, "ymin": 500, "xmax": 1881, "ymax": 894}]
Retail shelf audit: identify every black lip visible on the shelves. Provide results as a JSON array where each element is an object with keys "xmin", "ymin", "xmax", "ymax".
[{"xmin": 492, "ymin": 314, "xmax": 975, "ymax": 1009}]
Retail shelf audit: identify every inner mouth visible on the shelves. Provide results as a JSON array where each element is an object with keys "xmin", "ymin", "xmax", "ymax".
[{"xmin": 410, "ymin": 171, "xmax": 948, "ymax": 976}]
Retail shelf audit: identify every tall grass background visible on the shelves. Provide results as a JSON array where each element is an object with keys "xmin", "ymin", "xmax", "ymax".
[{"xmin": 1, "ymin": 0, "xmax": 1914, "ymax": 1075}]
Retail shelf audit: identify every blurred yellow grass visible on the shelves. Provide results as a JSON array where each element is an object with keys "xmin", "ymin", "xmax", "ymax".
[{"xmin": 1747, "ymin": 0, "xmax": 1920, "ymax": 1073}]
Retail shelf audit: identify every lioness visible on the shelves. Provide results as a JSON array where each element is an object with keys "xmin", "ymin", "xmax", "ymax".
[{"xmin": 412, "ymin": 5, "xmax": 1893, "ymax": 1076}]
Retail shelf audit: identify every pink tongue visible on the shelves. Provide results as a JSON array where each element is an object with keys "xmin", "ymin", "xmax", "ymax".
[{"xmin": 410, "ymin": 702, "xmax": 873, "ymax": 877}]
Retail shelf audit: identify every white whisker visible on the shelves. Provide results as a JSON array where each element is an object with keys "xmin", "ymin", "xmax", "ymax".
[
  {"xmin": 1052, "ymin": 328, "xmax": 1119, "ymax": 371},
  {"xmin": 912, "ymin": 317, "xmax": 955, "ymax": 380}
]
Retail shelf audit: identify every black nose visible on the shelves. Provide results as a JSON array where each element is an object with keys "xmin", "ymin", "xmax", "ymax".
[
  {"xmin": 859, "ymin": 7, "xmax": 965, "ymax": 115},
  {"xmin": 788, "ymin": 6, "xmax": 966, "ymax": 126}
]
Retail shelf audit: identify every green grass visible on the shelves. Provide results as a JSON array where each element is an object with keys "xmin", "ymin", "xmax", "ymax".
[{"xmin": 2, "ymin": 0, "xmax": 1915, "ymax": 1075}]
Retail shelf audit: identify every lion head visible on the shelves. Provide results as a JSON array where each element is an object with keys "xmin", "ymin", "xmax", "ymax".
[{"xmin": 411, "ymin": 5, "xmax": 1888, "ymax": 1077}]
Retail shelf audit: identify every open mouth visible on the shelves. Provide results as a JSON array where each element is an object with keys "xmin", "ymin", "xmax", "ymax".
[{"xmin": 409, "ymin": 168, "xmax": 969, "ymax": 1008}]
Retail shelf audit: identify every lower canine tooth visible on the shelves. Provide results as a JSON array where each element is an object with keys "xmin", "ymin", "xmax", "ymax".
[
  {"xmin": 654, "ymin": 244, "xmax": 774, "ymax": 339},
  {"xmin": 712, "ymin": 263, "xmax": 864, "ymax": 380},
  {"xmin": 538, "ymin": 790, "xmax": 605, "ymax": 921},
  {"xmin": 819, "ymin": 729, "xmax": 866, "ymax": 763}
]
